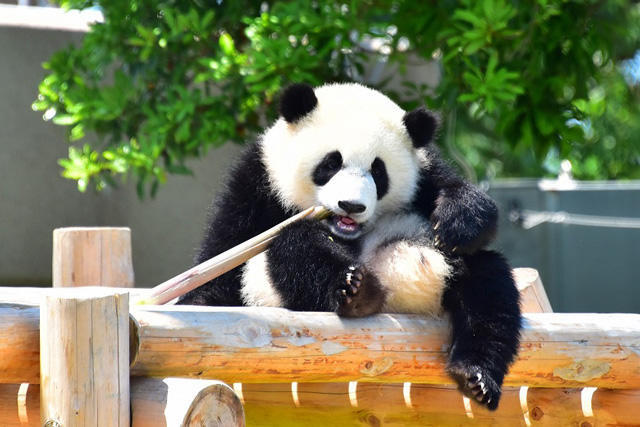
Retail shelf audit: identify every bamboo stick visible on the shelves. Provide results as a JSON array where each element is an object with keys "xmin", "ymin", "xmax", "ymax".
[
  {"xmin": 131, "ymin": 378, "xmax": 245, "ymax": 426},
  {"xmin": 141, "ymin": 206, "xmax": 329, "ymax": 305},
  {"xmin": 40, "ymin": 287, "xmax": 130, "ymax": 426},
  {"xmin": 130, "ymin": 308, "xmax": 640, "ymax": 389},
  {"xmin": 53, "ymin": 227, "xmax": 134, "ymax": 287}
]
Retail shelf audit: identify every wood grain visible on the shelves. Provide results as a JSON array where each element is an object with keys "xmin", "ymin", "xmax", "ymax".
[
  {"xmin": 53, "ymin": 227, "xmax": 134, "ymax": 287},
  {"xmin": 131, "ymin": 377, "xmax": 245, "ymax": 427},
  {"xmin": 40, "ymin": 287, "xmax": 130, "ymax": 426},
  {"xmin": 130, "ymin": 307, "xmax": 640, "ymax": 389},
  {"xmin": 239, "ymin": 383, "xmax": 640, "ymax": 426}
]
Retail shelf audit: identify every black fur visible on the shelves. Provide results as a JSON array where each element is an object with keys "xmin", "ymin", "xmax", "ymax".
[
  {"xmin": 371, "ymin": 157, "xmax": 389, "ymax": 199},
  {"xmin": 443, "ymin": 251, "xmax": 521, "ymax": 410},
  {"xmin": 403, "ymin": 107, "xmax": 440, "ymax": 148},
  {"xmin": 177, "ymin": 143, "xmax": 288, "ymax": 305},
  {"xmin": 411, "ymin": 145, "xmax": 498, "ymax": 254},
  {"xmin": 312, "ymin": 151, "xmax": 342, "ymax": 186},
  {"xmin": 279, "ymin": 83, "xmax": 318, "ymax": 123},
  {"xmin": 266, "ymin": 219, "xmax": 384, "ymax": 317}
]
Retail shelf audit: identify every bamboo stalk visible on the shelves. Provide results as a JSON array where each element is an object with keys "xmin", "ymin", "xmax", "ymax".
[{"xmin": 140, "ymin": 206, "xmax": 329, "ymax": 305}]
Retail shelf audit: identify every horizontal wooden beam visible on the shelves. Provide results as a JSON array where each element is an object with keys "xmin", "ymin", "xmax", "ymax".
[
  {"xmin": 0, "ymin": 287, "xmax": 146, "ymax": 384},
  {"xmin": 131, "ymin": 306, "xmax": 640, "ymax": 389},
  {"xmin": 2, "ymin": 286, "xmax": 639, "ymax": 389},
  {"xmin": 2, "ymin": 382, "xmax": 638, "ymax": 426},
  {"xmin": 3, "ymin": 382, "xmax": 638, "ymax": 426}
]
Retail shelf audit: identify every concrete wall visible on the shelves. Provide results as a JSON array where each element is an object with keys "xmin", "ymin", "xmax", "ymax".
[{"xmin": 0, "ymin": 22, "xmax": 242, "ymax": 286}]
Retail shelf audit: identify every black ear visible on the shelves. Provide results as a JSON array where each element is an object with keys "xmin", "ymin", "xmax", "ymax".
[
  {"xmin": 279, "ymin": 83, "xmax": 318, "ymax": 123},
  {"xmin": 403, "ymin": 107, "xmax": 440, "ymax": 148}
]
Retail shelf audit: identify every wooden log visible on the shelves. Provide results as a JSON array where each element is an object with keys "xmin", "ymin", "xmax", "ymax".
[
  {"xmin": 0, "ymin": 287, "xmax": 147, "ymax": 384},
  {"xmin": 131, "ymin": 377, "xmax": 245, "ymax": 426},
  {"xmin": 239, "ymin": 383, "xmax": 640, "ymax": 426},
  {"xmin": 2, "ymin": 382, "xmax": 638, "ymax": 426},
  {"xmin": 0, "ymin": 383, "xmax": 39, "ymax": 427},
  {"xmin": 130, "ymin": 307, "xmax": 640, "ymax": 389},
  {"xmin": 40, "ymin": 288, "xmax": 130, "ymax": 426},
  {"xmin": 514, "ymin": 267, "xmax": 553, "ymax": 313},
  {"xmin": 0, "ymin": 303, "xmax": 39, "ymax": 384},
  {"xmin": 0, "ymin": 266, "xmax": 546, "ymax": 384},
  {"xmin": 53, "ymin": 227, "xmax": 134, "ymax": 287}
]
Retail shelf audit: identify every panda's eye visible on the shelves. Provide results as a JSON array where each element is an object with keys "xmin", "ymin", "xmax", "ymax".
[
  {"xmin": 371, "ymin": 157, "xmax": 389, "ymax": 200},
  {"xmin": 312, "ymin": 151, "xmax": 342, "ymax": 186}
]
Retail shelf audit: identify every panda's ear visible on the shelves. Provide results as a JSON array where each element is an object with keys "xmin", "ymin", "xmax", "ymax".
[
  {"xmin": 403, "ymin": 107, "xmax": 440, "ymax": 148},
  {"xmin": 279, "ymin": 83, "xmax": 318, "ymax": 124}
]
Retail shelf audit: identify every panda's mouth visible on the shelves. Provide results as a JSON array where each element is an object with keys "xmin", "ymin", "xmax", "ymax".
[{"xmin": 327, "ymin": 215, "xmax": 363, "ymax": 240}]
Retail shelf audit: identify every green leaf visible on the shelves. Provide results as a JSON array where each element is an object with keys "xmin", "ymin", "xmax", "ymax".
[{"xmin": 219, "ymin": 33, "xmax": 236, "ymax": 56}]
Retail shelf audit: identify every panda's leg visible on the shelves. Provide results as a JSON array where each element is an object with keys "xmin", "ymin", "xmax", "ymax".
[
  {"xmin": 266, "ymin": 219, "xmax": 385, "ymax": 317},
  {"xmin": 442, "ymin": 250, "xmax": 521, "ymax": 411}
]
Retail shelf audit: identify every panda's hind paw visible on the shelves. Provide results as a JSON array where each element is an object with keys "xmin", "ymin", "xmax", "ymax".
[
  {"xmin": 447, "ymin": 362, "xmax": 501, "ymax": 411},
  {"xmin": 335, "ymin": 265, "xmax": 384, "ymax": 317}
]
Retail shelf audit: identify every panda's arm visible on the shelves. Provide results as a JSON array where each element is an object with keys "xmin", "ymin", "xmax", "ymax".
[
  {"xmin": 178, "ymin": 142, "xmax": 289, "ymax": 305},
  {"xmin": 266, "ymin": 219, "xmax": 385, "ymax": 317},
  {"xmin": 412, "ymin": 148, "xmax": 498, "ymax": 254}
]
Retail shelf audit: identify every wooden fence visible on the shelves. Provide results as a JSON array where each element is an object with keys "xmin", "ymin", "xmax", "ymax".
[{"xmin": 0, "ymin": 227, "xmax": 638, "ymax": 426}]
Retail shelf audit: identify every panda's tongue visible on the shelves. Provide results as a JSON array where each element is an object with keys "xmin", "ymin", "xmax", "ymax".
[{"xmin": 336, "ymin": 215, "xmax": 358, "ymax": 232}]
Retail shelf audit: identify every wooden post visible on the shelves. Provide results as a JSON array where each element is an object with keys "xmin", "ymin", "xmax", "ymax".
[
  {"xmin": 40, "ymin": 288, "xmax": 129, "ymax": 427},
  {"xmin": 52, "ymin": 227, "xmax": 134, "ymax": 287},
  {"xmin": 131, "ymin": 378, "xmax": 245, "ymax": 427},
  {"xmin": 514, "ymin": 267, "xmax": 553, "ymax": 313}
]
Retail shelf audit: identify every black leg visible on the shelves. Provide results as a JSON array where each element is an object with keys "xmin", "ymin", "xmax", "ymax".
[
  {"xmin": 267, "ymin": 219, "xmax": 385, "ymax": 317},
  {"xmin": 442, "ymin": 250, "xmax": 522, "ymax": 410}
]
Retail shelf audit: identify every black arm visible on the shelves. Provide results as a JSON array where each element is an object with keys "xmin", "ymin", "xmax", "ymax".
[{"xmin": 412, "ymin": 147, "xmax": 498, "ymax": 254}]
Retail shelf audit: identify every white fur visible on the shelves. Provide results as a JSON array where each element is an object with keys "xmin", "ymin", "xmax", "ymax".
[
  {"xmin": 317, "ymin": 167, "xmax": 377, "ymax": 223},
  {"xmin": 360, "ymin": 214, "xmax": 452, "ymax": 316},
  {"xmin": 241, "ymin": 252, "xmax": 282, "ymax": 307},
  {"xmin": 261, "ymin": 83, "xmax": 420, "ymax": 219},
  {"xmin": 259, "ymin": 83, "xmax": 448, "ymax": 315}
]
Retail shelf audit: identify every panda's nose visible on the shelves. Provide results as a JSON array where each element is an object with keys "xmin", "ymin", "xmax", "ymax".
[{"xmin": 338, "ymin": 200, "xmax": 366, "ymax": 214}]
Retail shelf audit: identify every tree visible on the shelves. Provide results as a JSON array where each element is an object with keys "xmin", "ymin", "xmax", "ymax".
[{"xmin": 34, "ymin": 0, "xmax": 640, "ymax": 197}]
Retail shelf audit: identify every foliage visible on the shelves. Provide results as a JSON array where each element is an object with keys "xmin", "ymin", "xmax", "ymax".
[{"xmin": 34, "ymin": 0, "xmax": 640, "ymax": 196}]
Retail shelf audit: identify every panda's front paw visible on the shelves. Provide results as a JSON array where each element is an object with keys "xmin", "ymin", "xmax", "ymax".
[
  {"xmin": 334, "ymin": 265, "xmax": 384, "ymax": 317},
  {"xmin": 447, "ymin": 362, "xmax": 501, "ymax": 411},
  {"xmin": 431, "ymin": 197, "xmax": 497, "ymax": 255}
]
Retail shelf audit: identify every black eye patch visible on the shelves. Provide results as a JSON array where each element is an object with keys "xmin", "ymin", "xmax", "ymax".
[
  {"xmin": 312, "ymin": 151, "xmax": 343, "ymax": 186},
  {"xmin": 371, "ymin": 157, "xmax": 389, "ymax": 199}
]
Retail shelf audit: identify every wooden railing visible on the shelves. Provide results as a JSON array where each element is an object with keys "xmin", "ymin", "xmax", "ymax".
[{"xmin": 0, "ymin": 227, "xmax": 638, "ymax": 426}]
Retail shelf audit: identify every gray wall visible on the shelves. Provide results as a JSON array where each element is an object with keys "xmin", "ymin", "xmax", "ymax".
[
  {"xmin": 489, "ymin": 181, "xmax": 640, "ymax": 313},
  {"xmin": 0, "ymin": 24, "xmax": 242, "ymax": 287}
]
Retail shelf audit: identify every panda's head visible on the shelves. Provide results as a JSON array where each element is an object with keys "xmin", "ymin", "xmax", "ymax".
[{"xmin": 261, "ymin": 83, "xmax": 438, "ymax": 240}]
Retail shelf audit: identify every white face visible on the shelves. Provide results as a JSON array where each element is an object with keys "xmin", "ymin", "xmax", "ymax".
[{"xmin": 261, "ymin": 83, "xmax": 422, "ymax": 239}]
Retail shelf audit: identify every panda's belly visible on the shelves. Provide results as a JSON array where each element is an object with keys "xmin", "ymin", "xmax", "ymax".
[
  {"xmin": 364, "ymin": 240, "xmax": 450, "ymax": 316},
  {"xmin": 360, "ymin": 212, "xmax": 451, "ymax": 316}
]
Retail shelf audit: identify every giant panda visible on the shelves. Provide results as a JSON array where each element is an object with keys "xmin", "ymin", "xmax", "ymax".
[{"xmin": 178, "ymin": 82, "xmax": 522, "ymax": 410}]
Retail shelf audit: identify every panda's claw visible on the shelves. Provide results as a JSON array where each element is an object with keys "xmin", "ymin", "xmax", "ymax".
[
  {"xmin": 447, "ymin": 362, "xmax": 502, "ymax": 411},
  {"xmin": 334, "ymin": 265, "xmax": 384, "ymax": 318}
]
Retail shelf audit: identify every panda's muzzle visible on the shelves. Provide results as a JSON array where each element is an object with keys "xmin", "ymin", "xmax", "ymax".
[{"xmin": 326, "ymin": 214, "xmax": 364, "ymax": 240}]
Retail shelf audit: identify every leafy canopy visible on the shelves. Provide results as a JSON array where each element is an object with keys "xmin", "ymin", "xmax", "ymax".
[{"xmin": 34, "ymin": 0, "xmax": 640, "ymax": 197}]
